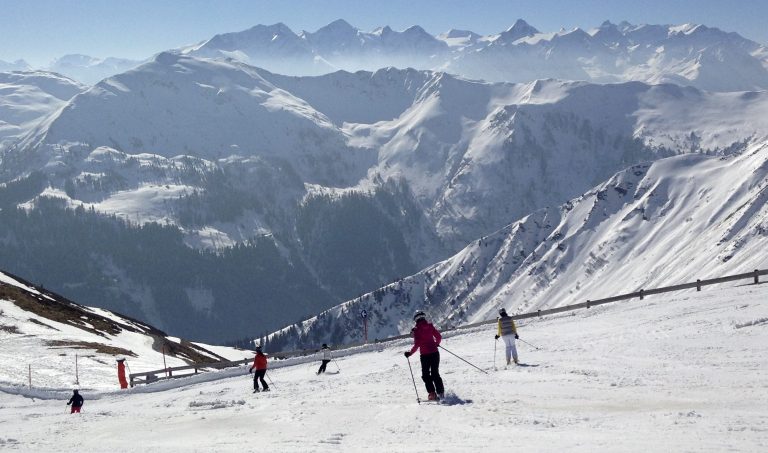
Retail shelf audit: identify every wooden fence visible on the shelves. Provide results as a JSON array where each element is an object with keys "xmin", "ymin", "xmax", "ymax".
[{"xmin": 130, "ymin": 268, "xmax": 766, "ymax": 386}]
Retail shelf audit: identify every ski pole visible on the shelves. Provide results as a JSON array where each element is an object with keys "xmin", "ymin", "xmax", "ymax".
[
  {"xmin": 493, "ymin": 339, "xmax": 498, "ymax": 370},
  {"xmin": 405, "ymin": 355, "xmax": 421, "ymax": 404},
  {"xmin": 265, "ymin": 371, "xmax": 276, "ymax": 390},
  {"xmin": 333, "ymin": 359, "xmax": 341, "ymax": 372},
  {"xmin": 517, "ymin": 338, "xmax": 541, "ymax": 350},
  {"xmin": 439, "ymin": 345, "xmax": 488, "ymax": 374}
]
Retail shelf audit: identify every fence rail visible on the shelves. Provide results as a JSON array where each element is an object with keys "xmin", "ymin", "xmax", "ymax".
[{"xmin": 130, "ymin": 268, "xmax": 766, "ymax": 386}]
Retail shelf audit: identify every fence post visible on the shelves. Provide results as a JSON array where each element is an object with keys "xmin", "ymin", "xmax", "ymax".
[
  {"xmin": 537, "ymin": 309, "xmax": 541, "ymax": 317},
  {"xmin": 28, "ymin": 364, "xmax": 31, "ymax": 389},
  {"xmin": 696, "ymin": 279, "xmax": 701, "ymax": 291},
  {"xmin": 586, "ymin": 300, "xmax": 591, "ymax": 309},
  {"xmin": 755, "ymin": 269, "xmax": 760, "ymax": 284},
  {"xmin": 639, "ymin": 289, "xmax": 644, "ymax": 300}
]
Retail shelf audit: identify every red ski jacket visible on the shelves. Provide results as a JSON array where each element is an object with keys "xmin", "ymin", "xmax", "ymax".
[
  {"xmin": 251, "ymin": 352, "xmax": 268, "ymax": 370},
  {"xmin": 409, "ymin": 320, "xmax": 442, "ymax": 355}
]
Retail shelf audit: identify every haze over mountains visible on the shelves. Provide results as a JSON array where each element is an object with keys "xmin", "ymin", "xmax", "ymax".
[
  {"xmin": 4, "ymin": 18, "xmax": 768, "ymax": 91},
  {"xmin": 2, "ymin": 19, "xmax": 768, "ymax": 345},
  {"xmin": 181, "ymin": 18, "xmax": 768, "ymax": 92}
]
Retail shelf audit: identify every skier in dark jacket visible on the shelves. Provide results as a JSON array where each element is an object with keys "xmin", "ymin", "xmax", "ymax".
[
  {"xmin": 404, "ymin": 311, "xmax": 444, "ymax": 401},
  {"xmin": 67, "ymin": 389, "xmax": 84, "ymax": 414}
]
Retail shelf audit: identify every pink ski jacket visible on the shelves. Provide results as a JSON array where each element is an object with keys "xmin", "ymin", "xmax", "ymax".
[{"xmin": 409, "ymin": 320, "xmax": 442, "ymax": 355}]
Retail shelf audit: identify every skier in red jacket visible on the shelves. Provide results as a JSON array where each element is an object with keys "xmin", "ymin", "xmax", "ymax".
[
  {"xmin": 249, "ymin": 346, "xmax": 270, "ymax": 393},
  {"xmin": 404, "ymin": 311, "xmax": 444, "ymax": 401}
]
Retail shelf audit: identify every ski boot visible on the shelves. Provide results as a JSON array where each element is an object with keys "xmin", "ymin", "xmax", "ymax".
[
  {"xmin": 253, "ymin": 388, "xmax": 260, "ymax": 393},
  {"xmin": 427, "ymin": 392, "xmax": 438, "ymax": 401}
]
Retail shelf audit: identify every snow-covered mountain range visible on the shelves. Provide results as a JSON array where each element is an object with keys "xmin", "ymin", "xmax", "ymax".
[
  {"xmin": 8, "ymin": 54, "xmax": 768, "ymax": 250},
  {"xmin": 47, "ymin": 54, "xmax": 144, "ymax": 86},
  {"xmin": 0, "ymin": 59, "xmax": 31, "ymax": 72},
  {"xmin": 180, "ymin": 19, "xmax": 768, "ymax": 92},
  {"xmin": 7, "ymin": 19, "xmax": 768, "ymax": 91},
  {"xmin": 3, "ymin": 49, "xmax": 768, "ymax": 342}
]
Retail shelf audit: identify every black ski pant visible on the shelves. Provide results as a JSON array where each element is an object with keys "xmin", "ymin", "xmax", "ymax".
[
  {"xmin": 318, "ymin": 360, "xmax": 331, "ymax": 374},
  {"xmin": 419, "ymin": 351, "xmax": 444, "ymax": 394},
  {"xmin": 253, "ymin": 369, "xmax": 268, "ymax": 390}
]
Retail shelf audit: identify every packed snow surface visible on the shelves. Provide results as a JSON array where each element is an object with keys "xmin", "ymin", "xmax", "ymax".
[{"xmin": 1, "ymin": 283, "xmax": 766, "ymax": 451}]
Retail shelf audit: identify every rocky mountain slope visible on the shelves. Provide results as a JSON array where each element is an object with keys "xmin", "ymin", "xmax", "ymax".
[{"xmin": 269, "ymin": 139, "xmax": 768, "ymax": 348}]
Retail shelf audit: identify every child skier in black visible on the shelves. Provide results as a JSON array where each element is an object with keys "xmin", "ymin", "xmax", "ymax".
[{"xmin": 66, "ymin": 389, "xmax": 84, "ymax": 414}]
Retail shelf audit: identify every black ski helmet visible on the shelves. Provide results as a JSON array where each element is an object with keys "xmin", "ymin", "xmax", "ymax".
[
  {"xmin": 413, "ymin": 310, "xmax": 426, "ymax": 322},
  {"xmin": 322, "ymin": 343, "xmax": 328, "ymax": 348},
  {"xmin": 499, "ymin": 308, "xmax": 507, "ymax": 316}
]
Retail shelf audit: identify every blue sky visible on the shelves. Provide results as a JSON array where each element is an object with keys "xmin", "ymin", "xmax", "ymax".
[{"xmin": 1, "ymin": 0, "xmax": 767, "ymax": 66}]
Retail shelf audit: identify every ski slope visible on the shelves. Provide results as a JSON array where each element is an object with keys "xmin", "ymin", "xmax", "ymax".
[{"xmin": 1, "ymin": 282, "xmax": 766, "ymax": 452}]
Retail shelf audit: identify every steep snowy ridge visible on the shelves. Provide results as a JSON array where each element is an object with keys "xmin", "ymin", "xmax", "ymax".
[
  {"xmin": 270, "ymin": 140, "xmax": 768, "ymax": 348},
  {"xmin": 0, "ymin": 71, "xmax": 85, "ymax": 148},
  {"xmin": 0, "ymin": 269, "xmax": 248, "ymax": 389}
]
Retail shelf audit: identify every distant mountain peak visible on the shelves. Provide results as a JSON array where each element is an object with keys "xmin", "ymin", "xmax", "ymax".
[
  {"xmin": 403, "ymin": 25, "xmax": 429, "ymax": 35},
  {"xmin": 500, "ymin": 19, "xmax": 540, "ymax": 42},
  {"xmin": 325, "ymin": 18, "xmax": 355, "ymax": 30},
  {"xmin": 441, "ymin": 29, "xmax": 478, "ymax": 39},
  {"xmin": 374, "ymin": 25, "xmax": 394, "ymax": 36}
]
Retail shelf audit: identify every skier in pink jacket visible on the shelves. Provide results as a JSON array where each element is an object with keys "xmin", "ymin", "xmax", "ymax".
[{"xmin": 404, "ymin": 311, "xmax": 444, "ymax": 400}]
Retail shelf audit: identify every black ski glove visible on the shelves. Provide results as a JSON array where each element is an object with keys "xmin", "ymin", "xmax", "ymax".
[
  {"xmin": 404, "ymin": 351, "xmax": 411, "ymax": 358},
  {"xmin": 494, "ymin": 335, "xmax": 499, "ymax": 340},
  {"xmin": 248, "ymin": 367, "xmax": 253, "ymax": 374},
  {"xmin": 515, "ymin": 334, "xmax": 519, "ymax": 339}
]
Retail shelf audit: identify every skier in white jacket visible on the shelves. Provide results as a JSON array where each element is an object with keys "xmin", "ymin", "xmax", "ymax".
[
  {"xmin": 316, "ymin": 344, "xmax": 332, "ymax": 374},
  {"xmin": 494, "ymin": 308, "xmax": 520, "ymax": 365}
]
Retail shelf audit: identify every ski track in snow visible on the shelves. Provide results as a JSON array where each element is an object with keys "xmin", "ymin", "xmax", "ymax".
[{"xmin": 1, "ymin": 283, "xmax": 767, "ymax": 452}]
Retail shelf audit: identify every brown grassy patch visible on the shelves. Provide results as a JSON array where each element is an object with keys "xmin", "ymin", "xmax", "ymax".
[
  {"xmin": 45, "ymin": 340, "xmax": 137, "ymax": 357},
  {"xmin": 1, "ymin": 282, "xmax": 121, "ymax": 337},
  {"xmin": 28, "ymin": 318, "xmax": 60, "ymax": 330},
  {"xmin": 0, "ymin": 324, "xmax": 21, "ymax": 334}
]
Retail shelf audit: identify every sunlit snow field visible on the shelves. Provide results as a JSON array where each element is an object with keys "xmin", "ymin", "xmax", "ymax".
[{"xmin": 1, "ymin": 283, "xmax": 767, "ymax": 452}]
